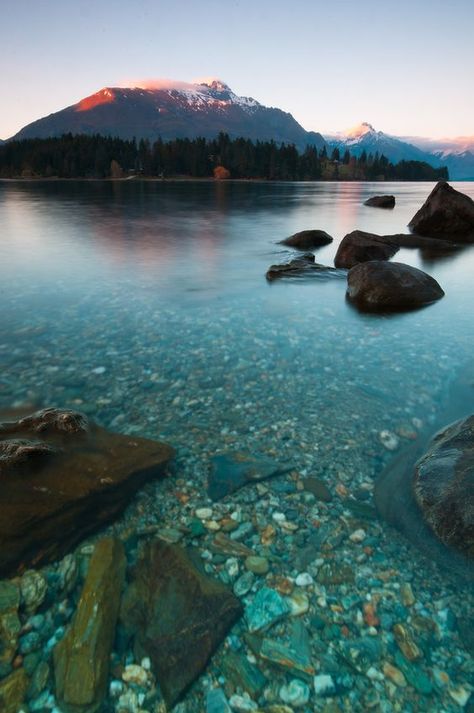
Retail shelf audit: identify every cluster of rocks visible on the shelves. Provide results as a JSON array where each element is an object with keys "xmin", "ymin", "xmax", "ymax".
[
  {"xmin": 267, "ymin": 181, "xmax": 474, "ymax": 312},
  {"xmin": 0, "ymin": 403, "xmax": 473, "ymax": 712}
]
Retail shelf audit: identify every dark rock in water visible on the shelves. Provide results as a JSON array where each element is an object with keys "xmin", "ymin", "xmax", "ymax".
[
  {"xmin": 413, "ymin": 416, "xmax": 474, "ymax": 559},
  {"xmin": 266, "ymin": 253, "xmax": 345, "ymax": 281},
  {"xmin": 302, "ymin": 477, "xmax": 332, "ymax": 502},
  {"xmin": 280, "ymin": 229, "xmax": 333, "ymax": 250},
  {"xmin": 364, "ymin": 195, "xmax": 395, "ymax": 208},
  {"xmin": 408, "ymin": 181, "xmax": 474, "ymax": 240},
  {"xmin": 208, "ymin": 451, "xmax": 293, "ymax": 500},
  {"xmin": 0, "ymin": 407, "xmax": 174, "ymax": 578},
  {"xmin": 54, "ymin": 538, "xmax": 126, "ymax": 713},
  {"xmin": 334, "ymin": 230, "xmax": 399, "ymax": 269},
  {"xmin": 374, "ymin": 440, "xmax": 473, "ymax": 581},
  {"xmin": 346, "ymin": 261, "xmax": 444, "ymax": 312},
  {"xmin": 120, "ymin": 540, "xmax": 242, "ymax": 708}
]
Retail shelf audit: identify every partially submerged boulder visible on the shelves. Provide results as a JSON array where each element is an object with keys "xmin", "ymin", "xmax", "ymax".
[
  {"xmin": 266, "ymin": 253, "xmax": 345, "ymax": 281},
  {"xmin": 334, "ymin": 230, "xmax": 399, "ymax": 269},
  {"xmin": 346, "ymin": 261, "xmax": 444, "ymax": 311},
  {"xmin": 121, "ymin": 540, "xmax": 242, "ymax": 708},
  {"xmin": 364, "ymin": 195, "xmax": 395, "ymax": 208},
  {"xmin": 408, "ymin": 181, "xmax": 474, "ymax": 240},
  {"xmin": 54, "ymin": 538, "xmax": 126, "ymax": 713},
  {"xmin": 413, "ymin": 416, "xmax": 474, "ymax": 559},
  {"xmin": 279, "ymin": 229, "xmax": 333, "ymax": 250},
  {"xmin": 0, "ymin": 408, "xmax": 174, "ymax": 577}
]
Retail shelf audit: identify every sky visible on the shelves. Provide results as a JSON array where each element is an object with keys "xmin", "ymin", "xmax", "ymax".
[{"xmin": 1, "ymin": 0, "xmax": 473, "ymax": 140}]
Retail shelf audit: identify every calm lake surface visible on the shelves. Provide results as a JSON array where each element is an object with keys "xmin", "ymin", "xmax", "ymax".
[{"xmin": 0, "ymin": 180, "xmax": 473, "ymax": 712}]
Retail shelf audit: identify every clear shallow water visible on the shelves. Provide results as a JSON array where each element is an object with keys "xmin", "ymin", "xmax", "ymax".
[{"xmin": 1, "ymin": 180, "xmax": 473, "ymax": 711}]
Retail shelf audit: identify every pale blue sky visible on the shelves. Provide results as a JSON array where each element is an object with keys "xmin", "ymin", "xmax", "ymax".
[{"xmin": 1, "ymin": 0, "xmax": 473, "ymax": 139}]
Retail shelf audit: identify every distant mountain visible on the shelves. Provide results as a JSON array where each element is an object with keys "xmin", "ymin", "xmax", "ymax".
[
  {"xmin": 325, "ymin": 122, "xmax": 442, "ymax": 165},
  {"xmin": 401, "ymin": 135, "xmax": 474, "ymax": 180},
  {"xmin": 10, "ymin": 78, "xmax": 325, "ymax": 152}
]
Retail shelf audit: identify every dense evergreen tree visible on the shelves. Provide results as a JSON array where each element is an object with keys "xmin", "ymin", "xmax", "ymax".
[{"xmin": 0, "ymin": 133, "xmax": 449, "ymax": 182}]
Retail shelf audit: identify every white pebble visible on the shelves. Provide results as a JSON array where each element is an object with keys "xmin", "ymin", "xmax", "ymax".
[
  {"xmin": 314, "ymin": 674, "xmax": 335, "ymax": 696},
  {"xmin": 295, "ymin": 573, "xmax": 314, "ymax": 586},
  {"xmin": 379, "ymin": 430, "xmax": 400, "ymax": 451},
  {"xmin": 92, "ymin": 366, "xmax": 106, "ymax": 374},
  {"xmin": 349, "ymin": 529, "xmax": 366, "ymax": 543},
  {"xmin": 196, "ymin": 507, "xmax": 213, "ymax": 519},
  {"xmin": 272, "ymin": 512, "xmax": 286, "ymax": 523}
]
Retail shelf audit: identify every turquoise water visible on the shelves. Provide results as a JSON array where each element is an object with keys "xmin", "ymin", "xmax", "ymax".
[{"xmin": 0, "ymin": 180, "xmax": 473, "ymax": 712}]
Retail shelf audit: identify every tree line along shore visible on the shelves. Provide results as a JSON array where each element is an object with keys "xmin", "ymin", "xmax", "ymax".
[{"xmin": 0, "ymin": 132, "xmax": 449, "ymax": 182}]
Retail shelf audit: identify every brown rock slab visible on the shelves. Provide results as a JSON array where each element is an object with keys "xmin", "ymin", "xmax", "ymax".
[
  {"xmin": 279, "ymin": 229, "xmax": 333, "ymax": 250},
  {"xmin": 408, "ymin": 181, "xmax": 474, "ymax": 240},
  {"xmin": 54, "ymin": 537, "xmax": 126, "ymax": 713},
  {"xmin": 413, "ymin": 415, "xmax": 474, "ymax": 559},
  {"xmin": 0, "ymin": 408, "xmax": 174, "ymax": 577},
  {"xmin": 121, "ymin": 540, "xmax": 243, "ymax": 708},
  {"xmin": 335, "ymin": 230, "xmax": 399, "ymax": 269},
  {"xmin": 346, "ymin": 261, "xmax": 444, "ymax": 312}
]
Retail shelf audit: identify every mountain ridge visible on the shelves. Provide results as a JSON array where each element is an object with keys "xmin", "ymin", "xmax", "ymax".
[{"xmin": 10, "ymin": 78, "xmax": 325, "ymax": 153}]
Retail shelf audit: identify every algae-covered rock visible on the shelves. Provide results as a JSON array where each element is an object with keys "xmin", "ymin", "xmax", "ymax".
[
  {"xmin": 0, "ymin": 581, "xmax": 20, "ymax": 666},
  {"xmin": 54, "ymin": 537, "xmax": 126, "ymax": 713},
  {"xmin": 121, "ymin": 540, "xmax": 242, "ymax": 708},
  {"xmin": 0, "ymin": 668, "xmax": 28, "ymax": 713}
]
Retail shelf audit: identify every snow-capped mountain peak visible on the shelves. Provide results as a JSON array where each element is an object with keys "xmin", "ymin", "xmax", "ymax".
[{"xmin": 343, "ymin": 122, "xmax": 376, "ymax": 139}]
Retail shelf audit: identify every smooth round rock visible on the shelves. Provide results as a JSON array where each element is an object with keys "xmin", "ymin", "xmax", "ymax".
[
  {"xmin": 347, "ymin": 261, "xmax": 444, "ymax": 311},
  {"xmin": 244, "ymin": 556, "xmax": 269, "ymax": 575}
]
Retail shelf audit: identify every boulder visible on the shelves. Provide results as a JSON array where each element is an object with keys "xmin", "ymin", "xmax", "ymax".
[
  {"xmin": 266, "ymin": 253, "xmax": 345, "ymax": 281},
  {"xmin": 120, "ymin": 540, "xmax": 242, "ymax": 708},
  {"xmin": 279, "ymin": 229, "xmax": 333, "ymax": 250},
  {"xmin": 334, "ymin": 230, "xmax": 399, "ymax": 268},
  {"xmin": 0, "ymin": 408, "xmax": 174, "ymax": 577},
  {"xmin": 346, "ymin": 261, "xmax": 444, "ymax": 311},
  {"xmin": 54, "ymin": 537, "xmax": 126, "ymax": 713},
  {"xmin": 413, "ymin": 416, "xmax": 474, "ymax": 559},
  {"xmin": 408, "ymin": 181, "xmax": 474, "ymax": 240},
  {"xmin": 364, "ymin": 195, "xmax": 395, "ymax": 208}
]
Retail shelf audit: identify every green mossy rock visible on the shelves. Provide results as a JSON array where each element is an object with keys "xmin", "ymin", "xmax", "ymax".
[{"xmin": 54, "ymin": 537, "xmax": 126, "ymax": 713}]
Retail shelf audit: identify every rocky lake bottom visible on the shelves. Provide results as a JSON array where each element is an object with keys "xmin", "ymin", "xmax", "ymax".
[{"xmin": 0, "ymin": 180, "xmax": 473, "ymax": 713}]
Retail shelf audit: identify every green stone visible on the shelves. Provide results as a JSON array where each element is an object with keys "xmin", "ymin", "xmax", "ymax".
[
  {"xmin": 54, "ymin": 537, "xmax": 126, "ymax": 713},
  {"xmin": 245, "ymin": 587, "xmax": 291, "ymax": 632},
  {"xmin": 394, "ymin": 651, "xmax": 433, "ymax": 695},
  {"xmin": 0, "ymin": 668, "xmax": 28, "ymax": 713},
  {"xmin": 220, "ymin": 651, "xmax": 267, "ymax": 698},
  {"xmin": 259, "ymin": 637, "xmax": 315, "ymax": 677},
  {"xmin": 0, "ymin": 582, "xmax": 20, "ymax": 666}
]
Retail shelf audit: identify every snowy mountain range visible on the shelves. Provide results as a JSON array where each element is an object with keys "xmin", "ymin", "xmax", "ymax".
[
  {"xmin": 5, "ymin": 79, "xmax": 473, "ymax": 179},
  {"xmin": 325, "ymin": 123, "xmax": 474, "ymax": 179},
  {"xmin": 10, "ymin": 78, "xmax": 325, "ymax": 152}
]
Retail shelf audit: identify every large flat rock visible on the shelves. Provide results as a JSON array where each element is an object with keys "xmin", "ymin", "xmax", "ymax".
[
  {"xmin": 121, "ymin": 540, "xmax": 242, "ymax": 708},
  {"xmin": 0, "ymin": 408, "xmax": 174, "ymax": 577}
]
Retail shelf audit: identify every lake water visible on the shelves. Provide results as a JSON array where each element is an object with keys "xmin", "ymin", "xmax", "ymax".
[{"xmin": 0, "ymin": 180, "xmax": 473, "ymax": 712}]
